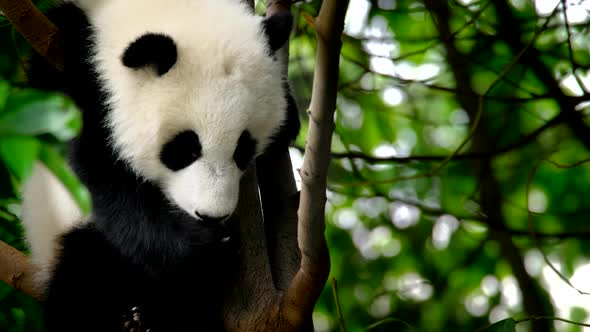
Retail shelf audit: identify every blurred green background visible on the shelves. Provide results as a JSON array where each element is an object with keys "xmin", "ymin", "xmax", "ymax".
[{"xmin": 2, "ymin": 0, "xmax": 590, "ymax": 331}]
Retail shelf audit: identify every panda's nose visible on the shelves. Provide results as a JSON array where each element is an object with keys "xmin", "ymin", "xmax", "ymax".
[{"xmin": 195, "ymin": 212, "xmax": 229, "ymax": 224}]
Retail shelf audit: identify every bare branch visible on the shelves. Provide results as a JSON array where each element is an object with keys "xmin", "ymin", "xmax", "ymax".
[
  {"xmin": 526, "ymin": 158, "xmax": 590, "ymax": 295},
  {"xmin": 309, "ymin": 111, "xmax": 565, "ymax": 164},
  {"xmin": 0, "ymin": 0, "xmax": 63, "ymax": 70},
  {"xmin": 560, "ymin": 0, "xmax": 587, "ymax": 93},
  {"xmin": 284, "ymin": 0, "xmax": 349, "ymax": 325},
  {"xmin": 494, "ymin": 0, "xmax": 590, "ymax": 150},
  {"xmin": 0, "ymin": 240, "xmax": 40, "ymax": 299}
]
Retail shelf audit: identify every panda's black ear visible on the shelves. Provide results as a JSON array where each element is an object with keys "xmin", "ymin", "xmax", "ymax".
[
  {"xmin": 262, "ymin": 12, "xmax": 293, "ymax": 53},
  {"xmin": 122, "ymin": 33, "xmax": 177, "ymax": 76}
]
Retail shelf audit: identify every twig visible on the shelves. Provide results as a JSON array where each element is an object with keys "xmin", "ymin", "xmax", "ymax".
[
  {"xmin": 331, "ymin": 278, "xmax": 345, "ymax": 332},
  {"xmin": 366, "ymin": 317, "xmax": 416, "ymax": 331},
  {"xmin": 560, "ymin": 0, "xmax": 587, "ymax": 93},
  {"xmin": 427, "ymin": 2, "xmax": 560, "ymax": 331},
  {"xmin": 343, "ymin": 1, "xmax": 561, "ymax": 187},
  {"xmin": 525, "ymin": 157, "xmax": 590, "ymax": 295},
  {"xmin": 298, "ymin": 111, "xmax": 564, "ymax": 166},
  {"xmin": 494, "ymin": 0, "xmax": 590, "ymax": 150},
  {"xmin": 515, "ymin": 316, "xmax": 590, "ymax": 327},
  {"xmin": 473, "ymin": 316, "xmax": 590, "ymax": 332},
  {"xmin": 369, "ymin": 1, "xmax": 493, "ymax": 66}
]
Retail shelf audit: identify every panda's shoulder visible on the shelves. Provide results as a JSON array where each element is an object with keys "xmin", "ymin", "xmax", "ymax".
[
  {"xmin": 60, "ymin": 224, "xmax": 106, "ymax": 251},
  {"xmin": 47, "ymin": 223, "xmax": 138, "ymax": 303},
  {"xmin": 44, "ymin": 225, "xmax": 132, "ymax": 329},
  {"xmin": 55, "ymin": 224, "xmax": 122, "ymax": 273}
]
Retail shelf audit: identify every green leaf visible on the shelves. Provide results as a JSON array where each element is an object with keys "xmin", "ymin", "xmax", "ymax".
[
  {"xmin": 485, "ymin": 318, "xmax": 516, "ymax": 332},
  {"xmin": 0, "ymin": 80, "xmax": 10, "ymax": 112},
  {"xmin": 0, "ymin": 162, "xmax": 16, "ymax": 200},
  {"xmin": 0, "ymin": 284, "xmax": 12, "ymax": 303},
  {"xmin": 10, "ymin": 307, "xmax": 25, "ymax": 332},
  {"xmin": 38, "ymin": 145, "xmax": 91, "ymax": 215},
  {"xmin": 0, "ymin": 137, "xmax": 40, "ymax": 181},
  {"xmin": 13, "ymin": 292, "xmax": 43, "ymax": 332},
  {"xmin": 0, "ymin": 15, "xmax": 9, "ymax": 27},
  {"xmin": 0, "ymin": 89, "xmax": 81, "ymax": 141}
]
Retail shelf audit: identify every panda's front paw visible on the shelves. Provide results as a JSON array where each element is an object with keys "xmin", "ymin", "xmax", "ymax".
[{"xmin": 123, "ymin": 306, "xmax": 151, "ymax": 332}]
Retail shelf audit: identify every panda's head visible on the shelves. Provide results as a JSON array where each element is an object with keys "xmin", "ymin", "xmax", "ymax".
[{"xmin": 85, "ymin": 0, "xmax": 293, "ymax": 223}]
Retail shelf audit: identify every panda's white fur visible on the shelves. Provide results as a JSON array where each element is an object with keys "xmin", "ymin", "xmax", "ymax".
[
  {"xmin": 83, "ymin": 0, "xmax": 286, "ymax": 220},
  {"xmin": 24, "ymin": 0, "xmax": 286, "ymax": 273},
  {"xmin": 21, "ymin": 162, "xmax": 83, "ymax": 285},
  {"xmin": 24, "ymin": 0, "xmax": 297, "ymax": 328}
]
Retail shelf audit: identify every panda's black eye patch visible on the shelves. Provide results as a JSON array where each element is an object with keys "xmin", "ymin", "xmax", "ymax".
[
  {"xmin": 233, "ymin": 131, "xmax": 257, "ymax": 170},
  {"xmin": 160, "ymin": 130, "xmax": 202, "ymax": 171}
]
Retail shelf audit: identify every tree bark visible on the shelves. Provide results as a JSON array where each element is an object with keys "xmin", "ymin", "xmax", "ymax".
[
  {"xmin": 0, "ymin": 240, "xmax": 40, "ymax": 299},
  {"xmin": 224, "ymin": 0, "xmax": 349, "ymax": 330}
]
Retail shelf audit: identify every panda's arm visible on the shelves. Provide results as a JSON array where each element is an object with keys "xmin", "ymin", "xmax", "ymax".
[{"xmin": 43, "ymin": 225, "xmax": 128, "ymax": 332}]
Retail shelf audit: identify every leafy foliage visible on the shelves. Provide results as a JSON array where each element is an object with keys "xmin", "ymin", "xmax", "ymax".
[
  {"xmin": 288, "ymin": 0, "xmax": 590, "ymax": 331},
  {"xmin": 0, "ymin": 1, "xmax": 85, "ymax": 330}
]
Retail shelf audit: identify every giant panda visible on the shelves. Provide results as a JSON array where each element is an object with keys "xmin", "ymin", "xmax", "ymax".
[{"xmin": 23, "ymin": 0, "xmax": 300, "ymax": 330}]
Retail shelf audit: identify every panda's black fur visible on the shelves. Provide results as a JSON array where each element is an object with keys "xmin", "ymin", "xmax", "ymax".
[{"xmin": 27, "ymin": 2, "xmax": 299, "ymax": 331}]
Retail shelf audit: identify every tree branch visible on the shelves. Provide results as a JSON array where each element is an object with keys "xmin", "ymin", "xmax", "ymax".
[
  {"xmin": 292, "ymin": 110, "xmax": 564, "ymax": 165},
  {"xmin": 226, "ymin": 0, "xmax": 350, "ymax": 329},
  {"xmin": 0, "ymin": 0, "xmax": 63, "ymax": 70},
  {"xmin": 494, "ymin": 0, "xmax": 590, "ymax": 151},
  {"xmin": 0, "ymin": 240, "xmax": 40, "ymax": 299},
  {"xmin": 284, "ymin": 0, "xmax": 349, "ymax": 325}
]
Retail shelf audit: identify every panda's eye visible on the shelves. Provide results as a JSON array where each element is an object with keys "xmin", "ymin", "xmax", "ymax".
[
  {"xmin": 233, "ymin": 130, "xmax": 257, "ymax": 170},
  {"xmin": 160, "ymin": 130, "xmax": 202, "ymax": 171}
]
